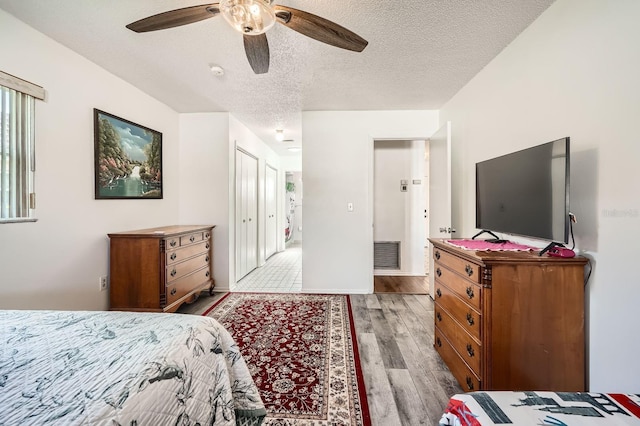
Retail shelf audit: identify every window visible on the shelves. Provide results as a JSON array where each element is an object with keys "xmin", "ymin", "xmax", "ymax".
[{"xmin": 0, "ymin": 71, "xmax": 44, "ymax": 222}]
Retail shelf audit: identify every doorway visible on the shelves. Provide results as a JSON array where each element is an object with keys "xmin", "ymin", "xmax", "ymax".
[
  {"xmin": 372, "ymin": 139, "xmax": 429, "ymax": 294},
  {"xmin": 371, "ymin": 123, "xmax": 453, "ymax": 295},
  {"xmin": 233, "ymin": 165, "xmax": 303, "ymax": 293}
]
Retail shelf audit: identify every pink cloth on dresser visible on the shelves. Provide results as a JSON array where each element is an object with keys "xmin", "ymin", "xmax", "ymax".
[{"xmin": 446, "ymin": 239, "xmax": 536, "ymax": 251}]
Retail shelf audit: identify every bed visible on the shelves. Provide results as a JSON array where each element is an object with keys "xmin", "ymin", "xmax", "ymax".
[
  {"xmin": 0, "ymin": 309, "xmax": 266, "ymax": 425},
  {"xmin": 439, "ymin": 391, "xmax": 640, "ymax": 425}
]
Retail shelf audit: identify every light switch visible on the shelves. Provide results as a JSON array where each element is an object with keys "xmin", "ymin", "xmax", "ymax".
[{"xmin": 347, "ymin": 202, "xmax": 354, "ymax": 212}]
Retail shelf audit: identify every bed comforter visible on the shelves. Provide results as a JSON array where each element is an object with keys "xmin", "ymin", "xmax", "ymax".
[
  {"xmin": 440, "ymin": 391, "xmax": 640, "ymax": 425},
  {"xmin": 0, "ymin": 310, "xmax": 266, "ymax": 425}
]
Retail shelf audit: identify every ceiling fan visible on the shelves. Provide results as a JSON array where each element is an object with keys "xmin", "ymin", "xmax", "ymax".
[{"xmin": 126, "ymin": 0, "xmax": 368, "ymax": 74}]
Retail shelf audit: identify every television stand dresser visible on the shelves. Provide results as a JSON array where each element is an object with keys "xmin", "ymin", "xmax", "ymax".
[
  {"xmin": 429, "ymin": 238, "xmax": 588, "ymax": 392},
  {"xmin": 108, "ymin": 225, "xmax": 215, "ymax": 313}
]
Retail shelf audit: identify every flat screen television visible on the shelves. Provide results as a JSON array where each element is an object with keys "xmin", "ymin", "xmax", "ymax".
[{"xmin": 475, "ymin": 137, "xmax": 570, "ymax": 244}]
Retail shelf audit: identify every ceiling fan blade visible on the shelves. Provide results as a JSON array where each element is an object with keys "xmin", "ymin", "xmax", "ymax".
[
  {"xmin": 126, "ymin": 4, "xmax": 220, "ymax": 33},
  {"xmin": 243, "ymin": 34, "xmax": 270, "ymax": 74},
  {"xmin": 274, "ymin": 5, "xmax": 368, "ymax": 52}
]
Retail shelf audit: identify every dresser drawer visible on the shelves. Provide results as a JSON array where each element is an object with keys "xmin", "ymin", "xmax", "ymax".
[
  {"xmin": 180, "ymin": 231, "xmax": 206, "ymax": 246},
  {"xmin": 166, "ymin": 252, "xmax": 210, "ymax": 283},
  {"xmin": 165, "ymin": 236, "xmax": 180, "ymax": 250},
  {"xmin": 166, "ymin": 240, "xmax": 211, "ymax": 265},
  {"xmin": 434, "ymin": 247, "xmax": 480, "ymax": 283},
  {"xmin": 435, "ymin": 328, "xmax": 481, "ymax": 392},
  {"xmin": 434, "ymin": 280, "xmax": 481, "ymax": 340},
  {"xmin": 434, "ymin": 302, "xmax": 481, "ymax": 374},
  {"xmin": 166, "ymin": 267, "xmax": 211, "ymax": 306},
  {"xmin": 434, "ymin": 263, "xmax": 482, "ymax": 311}
]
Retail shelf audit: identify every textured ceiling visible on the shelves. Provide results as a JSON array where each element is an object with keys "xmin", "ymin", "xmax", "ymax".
[{"xmin": 0, "ymin": 0, "xmax": 554, "ymax": 156}]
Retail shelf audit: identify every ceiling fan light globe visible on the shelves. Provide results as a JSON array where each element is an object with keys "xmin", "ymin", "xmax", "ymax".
[{"xmin": 220, "ymin": 0, "xmax": 276, "ymax": 35}]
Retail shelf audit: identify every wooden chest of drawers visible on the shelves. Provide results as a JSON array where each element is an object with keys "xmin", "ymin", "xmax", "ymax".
[
  {"xmin": 108, "ymin": 225, "xmax": 215, "ymax": 313},
  {"xmin": 430, "ymin": 239, "xmax": 587, "ymax": 392}
]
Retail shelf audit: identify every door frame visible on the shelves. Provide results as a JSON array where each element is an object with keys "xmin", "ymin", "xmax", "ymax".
[
  {"xmin": 372, "ymin": 139, "xmax": 427, "ymax": 277},
  {"xmin": 264, "ymin": 163, "xmax": 278, "ymax": 260},
  {"xmin": 367, "ymin": 133, "xmax": 436, "ymax": 294},
  {"xmin": 427, "ymin": 121, "xmax": 453, "ymax": 298}
]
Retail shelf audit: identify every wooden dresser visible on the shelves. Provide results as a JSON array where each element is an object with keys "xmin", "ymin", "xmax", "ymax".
[
  {"xmin": 108, "ymin": 225, "xmax": 215, "ymax": 313},
  {"xmin": 430, "ymin": 239, "xmax": 587, "ymax": 392}
]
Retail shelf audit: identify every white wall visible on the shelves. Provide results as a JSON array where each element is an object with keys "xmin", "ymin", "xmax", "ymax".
[
  {"xmin": 373, "ymin": 140, "xmax": 425, "ymax": 275},
  {"xmin": 0, "ymin": 9, "xmax": 180, "ymax": 310},
  {"xmin": 229, "ymin": 115, "xmax": 282, "ymax": 286},
  {"xmin": 279, "ymin": 155, "xmax": 302, "ymax": 172},
  {"xmin": 178, "ymin": 113, "xmax": 231, "ymax": 290},
  {"xmin": 440, "ymin": 0, "xmax": 640, "ymax": 392},
  {"xmin": 302, "ymin": 111, "xmax": 439, "ymax": 294}
]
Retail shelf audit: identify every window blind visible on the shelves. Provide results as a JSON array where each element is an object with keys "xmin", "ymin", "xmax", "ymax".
[{"xmin": 0, "ymin": 85, "xmax": 36, "ymax": 220}]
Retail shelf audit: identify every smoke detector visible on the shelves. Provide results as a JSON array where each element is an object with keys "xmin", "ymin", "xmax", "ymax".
[{"xmin": 209, "ymin": 65, "xmax": 225, "ymax": 76}]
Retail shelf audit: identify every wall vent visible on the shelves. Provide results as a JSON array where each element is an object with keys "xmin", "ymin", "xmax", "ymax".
[{"xmin": 374, "ymin": 241, "xmax": 400, "ymax": 270}]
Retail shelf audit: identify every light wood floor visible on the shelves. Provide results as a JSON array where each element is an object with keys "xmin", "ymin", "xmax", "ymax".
[
  {"xmin": 178, "ymin": 291, "xmax": 461, "ymax": 425},
  {"xmin": 374, "ymin": 275, "xmax": 429, "ymax": 294}
]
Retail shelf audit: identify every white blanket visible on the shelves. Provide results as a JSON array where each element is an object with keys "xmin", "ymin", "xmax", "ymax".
[{"xmin": 0, "ymin": 310, "xmax": 266, "ymax": 425}]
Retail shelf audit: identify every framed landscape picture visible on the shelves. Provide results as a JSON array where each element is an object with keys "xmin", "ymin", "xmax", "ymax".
[{"xmin": 94, "ymin": 109, "xmax": 162, "ymax": 199}]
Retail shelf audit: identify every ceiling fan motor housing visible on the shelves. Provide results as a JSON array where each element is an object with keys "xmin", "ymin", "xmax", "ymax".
[{"xmin": 220, "ymin": 0, "xmax": 276, "ymax": 35}]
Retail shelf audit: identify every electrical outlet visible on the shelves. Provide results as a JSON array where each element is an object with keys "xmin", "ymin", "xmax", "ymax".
[{"xmin": 99, "ymin": 276, "xmax": 108, "ymax": 291}]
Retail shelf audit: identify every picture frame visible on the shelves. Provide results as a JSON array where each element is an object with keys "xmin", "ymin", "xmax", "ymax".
[{"xmin": 94, "ymin": 109, "xmax": 163, "ymax": 199}]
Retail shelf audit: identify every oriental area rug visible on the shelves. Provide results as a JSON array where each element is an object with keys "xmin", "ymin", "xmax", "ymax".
[{"xmin": 203, "ymin": 293, "xmax": 371, "ymax": 426}]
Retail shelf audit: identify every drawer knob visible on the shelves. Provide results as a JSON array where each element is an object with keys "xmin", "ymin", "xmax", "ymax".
[
  {"xmin": 466, "ymin": 344, "xmax": 475, "ymax": 358},
  {"xmin": 206, "ymin": 243, "xmax": 210, "ymax": 250},
  {"xmin": 170, "ymin": 253, "xmax": 177, "ymax": 261},
  {"xmin": 465, "ymin": 264, "xmax": 474, "ymax": 277},
  {"xmin": 466, "ymin": 376, "xmax": 474, "ymax": 391},
  {"xmin": 466, "ymin": 286, "xmax": 475, "ymax": 299},
  {"xmin": 170, "ymin": 288, "xmax": 177, "ymax": 296},
  {"xmin": 170, "ymin": 240, "xmax": 177, "ymax": 247},
  {"xmin": 170, "ymin": 268, "xmax": 177, "ymax": 277},
  {"xmin": 436, "ymin": 312, "xmax": 442, "ymax": 322},
  {"xmin": 190, "ymin": 235, "xmax": 195, "ymax": 242},
  {"xmin": 436, "ymin": 337, "xmax": 442, "ymax": 348},
  {"xmin": 435, "ymin": 250, "xmax": 441, "ymax": 260},
  {"xmin": 205, "ymin": 233, "xmax": 210, "ymax": 238},
  {"xmin": 436, "ymin": 288, "xmax": 442, "ymax": 298},
  {"xmin": 466, "ymin": 312, "xmax": 475, "ymax": 326},
  {"xmin": 436, "ymin": 267, "xmax": 442, "ymax": 277},
  {"xmin": 205, "ymin": 271, "xmax": 210, "ymax": 278},
  {"xmin": 205, "ymin": 256, "xmax": 210, "ymax": 262}
]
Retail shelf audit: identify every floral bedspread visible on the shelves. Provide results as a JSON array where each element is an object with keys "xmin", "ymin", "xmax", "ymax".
[{"xmin": 0, "ymin": 310, "xmax": 266, "ymax": 425}]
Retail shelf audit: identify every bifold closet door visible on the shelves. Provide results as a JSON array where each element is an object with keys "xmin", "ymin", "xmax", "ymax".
[
  {"xmin": 245, "ymin": 154, "xmax": 258, "ymax": 273},
  {"xmin": 265, "ymin": 165, "xmax": 278, "ymax": 259},
  {"xmin": 236, "ymin": 150, "xmax": 258, "ymax": 280}
]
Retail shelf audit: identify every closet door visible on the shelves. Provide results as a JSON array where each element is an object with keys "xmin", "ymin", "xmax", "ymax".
[
  {"xmin": 236, "ymin": 152, "xmax": 247, "ymax": 279},
  {"xmin": 236, "ymin": 149, "xmax": 258, "ymax": 281},
  {"xmin": 245, "ymin": 154, "xmax": 258, "ymax": 273},
  {"xmin": 265, "ymin": 165, "xmax": 278, "ymax": 259}
]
